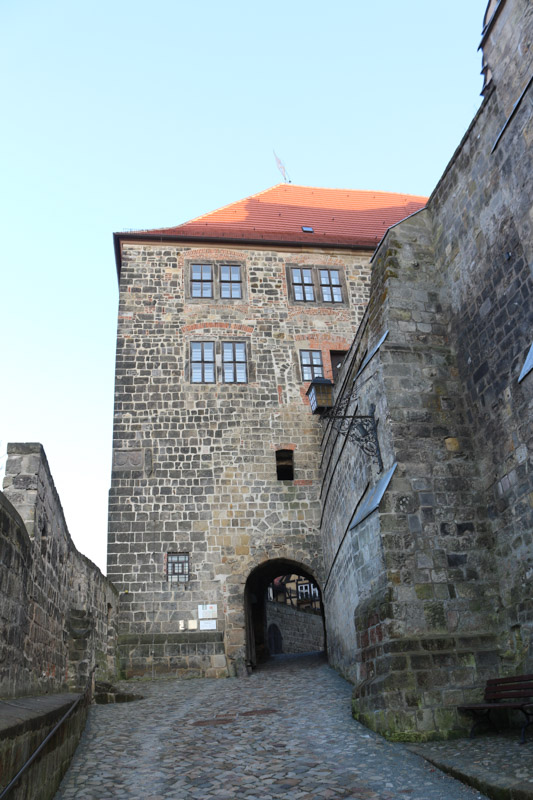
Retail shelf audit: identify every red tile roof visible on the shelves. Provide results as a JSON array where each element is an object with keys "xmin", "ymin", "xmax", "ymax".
[{"xmin": 126, "ymin": 184, "xmax": 427, "ymax": 249}]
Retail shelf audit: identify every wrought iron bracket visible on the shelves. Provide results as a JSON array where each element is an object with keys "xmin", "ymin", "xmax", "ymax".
[{"xmin": 321, "ymin": 403, "xmax": 383, "ymax": 472}]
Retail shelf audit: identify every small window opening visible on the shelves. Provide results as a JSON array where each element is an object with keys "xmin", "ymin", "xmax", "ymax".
[
  {"xmin": 276, "ymin": 449, "xmax": 294, "ymax": 480},
  {"xmin": 301, "ymin": 226, "xmax": 314, "ymax": 233},
  {"xmin": 330, "ymin": 350, "xmax": 348, "ymax": 380}
]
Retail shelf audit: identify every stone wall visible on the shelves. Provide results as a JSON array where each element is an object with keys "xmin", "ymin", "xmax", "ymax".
[
  {"xmin": 109, "ymin": 242, "xmax": 371, "ymax": 675},
  {"xmin": 0, "ymin": 693, "xmax": 88, "ymax": 800},
  {"xmin": 319, "ymin": 0, "xmax": 532, "ymax": 740},
  {"xmin": 265, "ymin": 601, "xmax": 324, "ymax": 654},
  {"xmin": 321, "ymin": 214, "xmax": 501, "ymax": 740},
  {"xmin": 429, "ymin": 0, "xmax": 533, "ymax": 675},
  {"xmin": 1, "ymin": 443, "xmax": 118, "ymax": 697}
]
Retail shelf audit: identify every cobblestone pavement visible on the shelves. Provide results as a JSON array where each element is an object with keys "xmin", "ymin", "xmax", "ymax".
[
  {"xmin": 409, "ymin": 731, "xmax": 533, "ymax": 799},
  {"xmin": 55, "ymin": 653, "xmax": 487, "ymax": 800}
]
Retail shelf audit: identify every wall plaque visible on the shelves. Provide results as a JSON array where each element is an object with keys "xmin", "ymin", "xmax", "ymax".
[
  {"xmin": 113, "ymin": 450, "xmax": 144, "ymax": 470},
  {"xmin": 198, "ymin": 604, "xmax": 217, "ymax": 619}
]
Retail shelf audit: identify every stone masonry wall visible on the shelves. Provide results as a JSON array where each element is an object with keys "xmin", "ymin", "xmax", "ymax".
[
  {"xmin": 1, "ymin": 443, "xmax": 118, "ymax": 697},
  {"xmin": 322, "ymin": 213, "xmax": 502, "ymax": 740},
  {"xmin": 109, "ymin": 242, "xmax": 371, "ymax": 676},
  {"xmin": 0, "ymin": 694, "xmax": 88, "ymax": 800},
  {"xmin": 429, "ymin": 0, "xmax": 533, "ymax": 673},
  {"xmin": 265, "ymin": 601, "xmax": 324, "ymax": 654},
  {"xmin": 319, "ymin": 0, "xmax": 532, "ymax": 740}
]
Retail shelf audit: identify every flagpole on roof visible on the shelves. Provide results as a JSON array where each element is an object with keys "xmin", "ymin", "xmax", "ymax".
[{"xmin": 273, "ymin": 150, "xmax": 291, "ymax": 183}]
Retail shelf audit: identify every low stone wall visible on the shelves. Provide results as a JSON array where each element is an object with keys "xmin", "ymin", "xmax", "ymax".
[
  {"xmin": 0, "ymin": 693, "xmax": 88, "ymax": 800},
  {"xmin": 118, "ymin": 631, "xmax": 228, "ymax": 678},
  {"xmin": 266, "ymin": 602, "xmax": 324, "ymax": 654},
  {"xmin": 1, "ymin": 443, "xmax": 119, "ymax": 697}
]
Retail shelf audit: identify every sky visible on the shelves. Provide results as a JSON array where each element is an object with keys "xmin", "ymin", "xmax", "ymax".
[{"xmin": 1, "ymin": 0, "xmax": 487, "ymax": 573}]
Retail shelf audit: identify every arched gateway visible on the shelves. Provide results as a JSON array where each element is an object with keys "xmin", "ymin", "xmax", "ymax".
[{"xmin": 244, "ymin": 558, "xmax": 326, "ymax": 669}]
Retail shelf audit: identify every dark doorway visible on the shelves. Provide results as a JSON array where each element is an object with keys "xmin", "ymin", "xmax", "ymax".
[
  {"xmin": 268, "ymin": 624, "xmax": 283, "ymax": 654},
  {"xmin": 244, "ymin": 558, "xmax": 326, "ymax": 669}
]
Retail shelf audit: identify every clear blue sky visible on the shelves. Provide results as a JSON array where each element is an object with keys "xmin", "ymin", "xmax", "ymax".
[{"xmin": 1, "ymin": 0, "xmax": 487, "ymax": 572}]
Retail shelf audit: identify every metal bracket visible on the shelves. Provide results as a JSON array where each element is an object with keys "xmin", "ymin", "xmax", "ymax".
[{"xmin": 321, "ymin": 401, "xmax": 383, "ymax": 472}]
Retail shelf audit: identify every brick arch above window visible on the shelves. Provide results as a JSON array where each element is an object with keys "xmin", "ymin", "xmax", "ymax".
[
  {"xmin": 177, "ymin": 248, "xmax": 247, "ymax": 266},
  {"xmin": 181, "ymin": 322, "xmax": 254, "ymax": 335}
]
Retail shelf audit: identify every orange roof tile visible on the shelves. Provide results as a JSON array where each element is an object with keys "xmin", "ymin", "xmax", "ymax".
[{"xmin": 121, "ymin": 184, "xmax": 427, "ymax": 249}]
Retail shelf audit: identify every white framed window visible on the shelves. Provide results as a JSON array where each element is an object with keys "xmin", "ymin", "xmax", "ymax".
[
  {"xmin": 220, "ymin": 265, "xmax": 242, "ymax": 299},
  {"xmin": 223, "ymin": 342, "xmax": 247, "ymax": 383},
  {"xmin": 191, "ymin": 342, "xmax": 215, "ymax": 383},
  {"xmin": 300, "ymin": 350, "xmax": 323, "ymax": 381},
  {"xmin": 191, "ymin": 264, "xmax": 213, "ymax": 298},
  {"xmin": 291, "ymin": 268, "xmax": 315, "ymax": 301},
  {"xmin": 320, "ymin": 269, "xmax": 343, "ymax": 302}
]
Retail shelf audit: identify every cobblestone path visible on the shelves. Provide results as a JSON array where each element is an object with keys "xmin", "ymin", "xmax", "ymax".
[{"xmin": 55, "ymin": 654, "xmax": 487, "ymax": 800}]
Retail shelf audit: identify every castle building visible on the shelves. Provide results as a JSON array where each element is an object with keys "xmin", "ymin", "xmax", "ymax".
[
  {"xmin": 109, "ymin": 0, "xmax": 532, "ymax": 740},
  {"xmin": 108, "ymin": 185, "xmax": 426, "ymax": 677}
]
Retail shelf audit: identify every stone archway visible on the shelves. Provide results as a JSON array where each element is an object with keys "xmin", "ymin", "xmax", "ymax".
[{"xmin": 244, "ymin": 558, "xmax": 326, "ymax": 669}]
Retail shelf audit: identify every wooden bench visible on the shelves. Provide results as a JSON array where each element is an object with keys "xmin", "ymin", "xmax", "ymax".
[{"xmin": 458, "ymin": 674, "xmax": 533, "ymax": 743}]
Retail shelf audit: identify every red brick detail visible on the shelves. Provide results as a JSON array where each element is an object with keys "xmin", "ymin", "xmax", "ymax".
[
  {"xmin": 294, "ymin": 333, "xmax": 350, "ymax": 347},
  {"xmin": 182, "ymin": 323, "xmax": 254, "ymax": 334},
  {"xmin": 287, "ymin": 253, "xmax": 347, "ymax": 267},
  {"xmin": 294, "ymin": 479, "xmax": 313, "ymax": 485},
  {"xmin": 270, "ymin": 443, "xmax": 296, "ymax": 450},
  {"xmin": 177, "ymin": 248, "xmax": 247, "ymax": 266},
  {"xmin": 277, "ymin": 385, "xmax": 283, "ymax": 405}
]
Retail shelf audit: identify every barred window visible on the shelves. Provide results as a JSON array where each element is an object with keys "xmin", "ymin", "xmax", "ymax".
[
  {"xmin": 320, "ymin": 269, "xmax": 342, "ymax": 302},
  {"xmin": 220, "ymin": 265, "xmax": 242, "ymax": 299},
  {"xmin": 291, "ymin": 268, "xmax": 315, "ymax": 301},
  {"xmin": 191, "ymin": 264, "xmax": 213, "ymax": 298},
  {"xmin": 167, "ymin": 553, "xmax": 189, "ymax": 584},
  {"xmin": 223, "ymin": 342, "xmax": 247, "ymax": 383},
  {"xmin": 191, "ymin": 342, "xmax": 215, "ymax": 383},
  {"xmin": 300, "ymin": 350, "xmax": 323, "ymax": 381}
]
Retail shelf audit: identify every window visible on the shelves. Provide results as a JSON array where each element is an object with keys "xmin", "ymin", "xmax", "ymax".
[
  {"xmin": 297, "ymin": 582, "xmax": 319, "ymax": 600},
  {"xmin": 191, "ymin": 264, "xmax": 213, "ymax": 298},
  {"xmin": 167, "ymin": 553, "xmax": 189, "ymax": 584},
  {"xmin": 223, "ymin": 342, "xmax": 247, "ymax": 383},
  {"xmin": 220, "ymin": 265, "xmax": 242, "ymax": 298},
  {"xmin": 330, "ymin": 350, "xmax": 348, "ymax": 380},
  {"xmin": 300, "ymin": 350, "xmax": 323, "ymax": 381},
  {"xmin": 191, "ymin": 342, "xmax": 215, "ymax": 383},
  {"xmin": 276, "ymin": 449, "xmax": 294, "ymax": 480},
  {"xmin": 287, "ymin": 266, "xmax": 346, "ymax": 306},
  {"xmin": 320, "ymin": 269, "xmax": 342, "ymax": 302},
  {"xmin": 189, "ymin": 263, "xmax": 244, "ymax": 300},
  {"xmin": 291, "ymin": 268, "xmax": 315, "ymax": 301}
]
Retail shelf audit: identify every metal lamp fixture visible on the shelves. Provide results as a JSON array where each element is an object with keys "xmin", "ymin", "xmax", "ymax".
[{"xmin": 306, "ymin": 377, "xmax": 334, "ymax": 414}]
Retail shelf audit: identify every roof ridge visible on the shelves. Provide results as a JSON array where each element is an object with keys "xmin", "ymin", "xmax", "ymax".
[{"xmin": 258, "ymin": 183, "xmax": 428, "ymax": 199}]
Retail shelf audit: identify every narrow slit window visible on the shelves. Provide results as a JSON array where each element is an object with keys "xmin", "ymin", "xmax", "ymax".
[
  {"xmin": 220, "ymin": 265, "xmax": 242, "ymax": 299},
  {"xmin": 191, "ymin": 264, "xmax": 213, "ymax": 298},
  {"xmin": 300, "ymin": 350, "xmax": 323, "ymax": 381},
  {"xmin": 320, "ymin": 269, "xmax": 342, "ymax": 302},
  {"xmin": 167, "ymin": 553, "xmax": 189, "ymax": 584},
  {"xmin": 292, "ymin": 268, "xmax": 315, "ymax": 301},
  {"xmin": 223, "ymin": 342, "xmax": 247, "ymax": 383},
  {"xmin": 191, "ymin": 341, "xmax": 215, "ymax": 383},
  {"xmin": 276, "ymin": 449, "xmax": 294, "ymax": 480}
]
